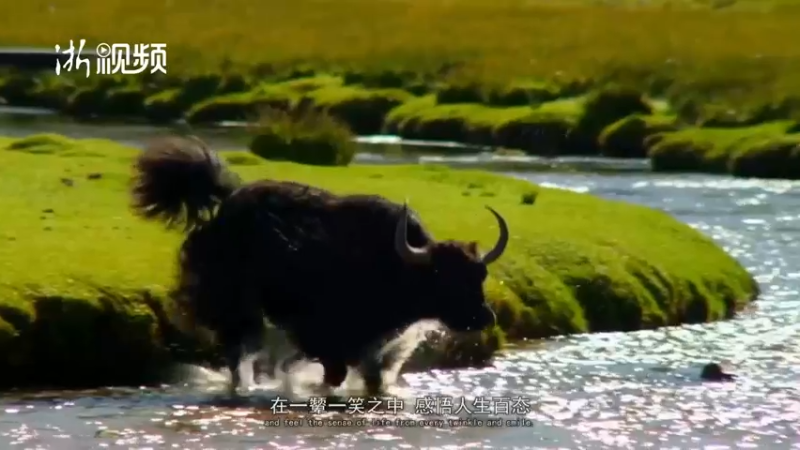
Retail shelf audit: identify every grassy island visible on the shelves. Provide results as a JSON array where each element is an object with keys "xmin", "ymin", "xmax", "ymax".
[{"xmin": 0, "ymin": 134, "xmax": 758, "ymax": 388}]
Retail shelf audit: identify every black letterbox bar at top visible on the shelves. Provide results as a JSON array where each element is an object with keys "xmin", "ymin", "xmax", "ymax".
[{"xmin": 0, "ymin": 47, "xmax": 100, "ymax": 70}]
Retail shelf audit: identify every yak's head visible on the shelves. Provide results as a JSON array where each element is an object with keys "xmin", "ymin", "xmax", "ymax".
[{"xmin": 394, "ymin": 202, "xmax": 509, "ymax": 333}]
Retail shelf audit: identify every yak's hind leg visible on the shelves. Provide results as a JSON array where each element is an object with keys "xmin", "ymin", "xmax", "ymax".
[
  {"xmin": 176, "ymin": 281, "xmax": 263, "ymax": 396},
  {"xmin": 257, "ymin": 348, "xmax": 307, "ymax": 381},
  {"xmin": 219, "ymin": 326, "xmax": 265, "ymax": 396},
  {"xmin": 259, "ymin": 322, "xmax": 307, "ymax": 379},
  {"xmin": 320, "ymin": 357, "xmax": 349, "ymax": 393},
  {"xmin": 214, "ymin": 292, "xmax": 267, "ymax": 396}
]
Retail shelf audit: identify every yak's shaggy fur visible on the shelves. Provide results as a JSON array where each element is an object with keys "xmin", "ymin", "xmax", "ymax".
[{"xmin": 130, "ymin": 135, "xmax": 510, "ymax": 395}]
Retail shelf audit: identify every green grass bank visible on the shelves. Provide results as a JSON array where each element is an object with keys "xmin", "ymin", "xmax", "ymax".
[{"xmin": 0, "ymin": 133, "xmax": 758, "ymax": 389}]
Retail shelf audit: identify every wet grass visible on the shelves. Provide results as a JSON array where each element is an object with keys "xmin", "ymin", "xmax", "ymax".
[{"xmin": 0, "ymin": 133, "xmax": 758, "ymax": 388}]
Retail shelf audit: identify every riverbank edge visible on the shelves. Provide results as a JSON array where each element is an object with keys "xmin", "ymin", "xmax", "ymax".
[
  {"xmin": 2, "ymin": 70, "xmax": 799, "ymax": 179},
  {"xmin": 0, "ymin": 134, "xmax": 759, "ymax": 389}
]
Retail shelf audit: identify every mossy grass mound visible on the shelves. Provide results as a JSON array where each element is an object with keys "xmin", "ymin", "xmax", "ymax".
[
  {"xmin": 599, "ymin": 114, "xmax": 679, "ymax": 158},
  {"xmin": 248, "ymin": 108, "xmax": 357, "ymax": 166},
  {"xmin": 183, "ymin": 76, "xmax": 340, "ymax": 125},
  {"xmin": 300, "ymin": 85, "xmax": 414, "ymax": 135},
  {"xmin": 186, "ymin": 79, "xmax": 414, "ymax": 135},
  {"xmin": 0, "ymin": 133, "xmax": 757, "ymax": 388},
  {"xmin": 383, "ymin": 88, "xmax": 659, "ymax": 155},
  {"xmin": 648, "ymin": 121, "xmax": 800, "ymax": 178},
  {"xmin": 434, "ymin": 80, "xmax": 568, "ymax": 107}
]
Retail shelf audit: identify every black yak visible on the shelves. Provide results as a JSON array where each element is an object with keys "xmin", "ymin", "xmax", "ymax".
[{"xmin": 130, "ymin": 135, "xmax": 510, "ymax": 395}]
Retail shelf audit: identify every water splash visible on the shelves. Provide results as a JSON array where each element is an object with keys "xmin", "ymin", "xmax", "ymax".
[{"xmin": 171, "ymin": 320, "xmax": 445, "ymax": 402}]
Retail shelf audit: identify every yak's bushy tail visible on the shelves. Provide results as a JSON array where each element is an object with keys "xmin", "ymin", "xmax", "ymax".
[{"xmin": 131, "ymin": 135, "xmax": 242, "ymax": 231}]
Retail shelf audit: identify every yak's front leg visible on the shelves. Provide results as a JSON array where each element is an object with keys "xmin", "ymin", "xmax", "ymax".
[
  {"xmin": 358, "ymin": 334, "xmax": 404, "ymax": 396},
  {"xmin": 359, "ymin": 355, "xmax": 385, "ymax": 396}
]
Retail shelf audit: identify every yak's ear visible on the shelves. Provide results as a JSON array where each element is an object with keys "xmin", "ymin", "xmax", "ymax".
[{"xmin": 466, "ymin": 241, "xmax": 480, "ymax": 256}]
